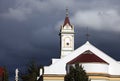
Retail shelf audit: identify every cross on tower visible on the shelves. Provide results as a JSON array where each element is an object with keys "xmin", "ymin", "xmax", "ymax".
[
  {"xmin": 66, "ymin": 8, "xmax": 69, "ymax": 17},
  {"xmin": 86, "ymin": 27, "xmax": 90, "ymax": 41}
]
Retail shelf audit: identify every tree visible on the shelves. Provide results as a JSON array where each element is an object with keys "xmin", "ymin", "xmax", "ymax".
[
  {"xmin": 65, "ymin": 63, "xmax": 90, "ymax": 81},
  {"xmin": 3, "ymin": 66, "xmax": 9, "ymax": 81},
  {"xmin": 21, "ymin": 61, "xmax": 43, "ymax": 81}
]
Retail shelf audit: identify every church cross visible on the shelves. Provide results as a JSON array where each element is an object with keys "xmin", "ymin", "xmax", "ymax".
[
  {"xmin": 86, "ymin": 27, "xmax": 90, "ymax": 41},
  {"xmin": 66, "ymin": 8, "xmax": 69, "ymax": 17}
]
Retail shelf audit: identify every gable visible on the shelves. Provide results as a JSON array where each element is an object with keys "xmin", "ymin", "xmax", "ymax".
[
  {"xmin": 44, "ymin": 41, "xmax": 120, "ymax": 75},
  {"xmin": 67, "ymin": 50, "xmax": 109, "ymax": 64}
]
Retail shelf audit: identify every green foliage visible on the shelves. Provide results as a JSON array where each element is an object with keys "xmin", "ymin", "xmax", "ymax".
[
  {"xmin": 3, "ymin": 66, "xmax": 9, "ymax": 81},
  {"xmin": 65, "ymin": 64, "xmax": 90, "ymax": 81},
  {"xmin": 21, "ymin": 61, "xmax": 43, "ymax": 81}
]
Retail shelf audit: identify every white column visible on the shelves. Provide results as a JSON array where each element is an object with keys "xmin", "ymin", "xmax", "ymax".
[
  {"xmin": 37, "ymin": 68, "xmax": 43, "ymax": 80},
  {"xmin": 40, "ymin": 68, "xmax": 43, "ymax": 76},
  {"xmin": 15, "ymin": 68, "xmax": 19, "ymax": 81}
]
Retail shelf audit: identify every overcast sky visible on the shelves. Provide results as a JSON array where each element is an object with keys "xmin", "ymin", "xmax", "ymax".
[{"xmin": 0, "ymin": 0, "xmax": 120, "ymax": 80}]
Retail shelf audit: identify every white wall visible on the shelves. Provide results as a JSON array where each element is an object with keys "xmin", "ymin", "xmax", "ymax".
[{"xmin": 81, "ymin": 63, "xmax": 109, "ymax": 74}]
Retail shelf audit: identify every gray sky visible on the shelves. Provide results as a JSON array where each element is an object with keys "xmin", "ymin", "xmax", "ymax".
[{"xmin": 0, "ymin": 0, "xmax": 120, "ymax": 80}]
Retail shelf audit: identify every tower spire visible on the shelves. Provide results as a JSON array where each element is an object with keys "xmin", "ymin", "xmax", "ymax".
[{"xmin": 63, "ymin": 8, "xmax": 71, "ymax": 26}]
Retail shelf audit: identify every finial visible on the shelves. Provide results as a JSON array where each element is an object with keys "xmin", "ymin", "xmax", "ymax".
[
  {"xmin": 66, "ymin": 8, "xmax": 69, "ymax": 17},
  {"xmin": 86, "ymin": 27, "xmax": 90, "ymax": 41}
]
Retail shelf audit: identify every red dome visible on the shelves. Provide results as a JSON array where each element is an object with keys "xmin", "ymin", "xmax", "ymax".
[{"xmin": 68, "ymin": 50, "xmax": 109, "ymax": 64}]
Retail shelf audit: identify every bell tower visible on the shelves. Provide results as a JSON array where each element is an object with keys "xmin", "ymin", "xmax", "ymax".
[{"xmin": 59, "ymin": 9, "xmax": 74, "ymax": 58}]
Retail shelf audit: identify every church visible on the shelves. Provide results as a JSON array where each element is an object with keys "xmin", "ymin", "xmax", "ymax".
[{"xmin": 43, "ymin": 10, "xmax": 120, "ymax": 81}]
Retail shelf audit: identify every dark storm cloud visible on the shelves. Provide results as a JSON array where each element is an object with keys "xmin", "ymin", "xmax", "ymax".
[
  {"xmin": 0, "ymin": 19, "xmax": 59, "ymax": 64},
  {"xmin": 0, "ymin": 0, "xmax": 120, "ymax": 80},
  {"xmin": 74, "ymin": 27, "xmax": 120, "ymax": 60}
]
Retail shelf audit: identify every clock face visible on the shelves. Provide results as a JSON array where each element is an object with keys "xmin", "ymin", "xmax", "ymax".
[{"xmin": 64, "ymin": 37, "xmax": 71, "ymax": 48}]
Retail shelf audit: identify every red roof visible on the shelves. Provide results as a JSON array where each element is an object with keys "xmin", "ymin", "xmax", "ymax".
[
  {"xmin": 63, "ymin": 16, "xmax": 72, "ymax": 27},
  {"xmin": 68, "ymin": 50, "xmax": 109, "ymax": 64},
  {"xmin": 0, "ymin": 67, "xmax": 4, "ymax": 77}
]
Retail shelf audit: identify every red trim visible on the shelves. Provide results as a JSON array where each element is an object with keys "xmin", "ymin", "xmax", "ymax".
[{"xmin": 68, "ymin": 50, "xmax": 109, "ymax": 64}]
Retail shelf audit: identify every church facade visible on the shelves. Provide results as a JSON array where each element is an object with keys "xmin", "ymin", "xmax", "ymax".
[{"xmin": 43, "ymin": 10, "xmax": 120, "ymax": 81}]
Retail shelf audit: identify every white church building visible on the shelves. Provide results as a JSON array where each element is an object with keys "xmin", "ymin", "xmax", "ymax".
[{"xmin": 43, "ymin": 10, "xmax": 120, "ymax": 81}]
